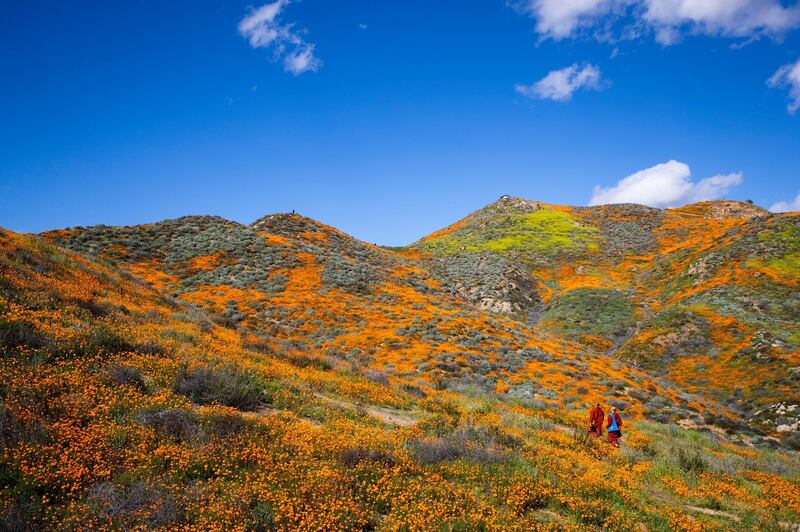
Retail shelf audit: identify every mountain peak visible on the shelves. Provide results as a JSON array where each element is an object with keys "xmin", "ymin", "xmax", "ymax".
[
  {"xmin": 489, "ymin": 195, "xmax": 544, "ymax": 213},
  {"xmin": 250, "ymin": 212, "xmax": 330, "ymax": 235},
  {"xmin": 669, "ymin": 199, "xmax": 770, "ymax": 219}
]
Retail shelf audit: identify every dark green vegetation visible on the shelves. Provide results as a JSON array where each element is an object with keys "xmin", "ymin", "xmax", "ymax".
[{"xmin": 536, "ymin": 288, "xmax": 639, "ymax": 347}]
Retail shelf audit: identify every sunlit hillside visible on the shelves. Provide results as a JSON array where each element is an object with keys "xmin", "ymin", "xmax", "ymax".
[
  {"xmin": 1, "ymin": 197, "xmax": 799, "ymax": 529},
  {"xmin": 414, "ymin": 197, "xmax": 800, "ymax": 440}
]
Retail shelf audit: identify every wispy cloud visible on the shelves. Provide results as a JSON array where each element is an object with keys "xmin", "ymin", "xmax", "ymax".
[
  {"xmin": 516, "ymin": 63, "xmax": 604, "ymax": 101},
  {"xmin": 770, "ymin": 192, "xmax": 800, "ymax": 213},
  {"xmin": 643, "ymin": 0, "xmax": 800, "ymax": 44},
  {"xmin": 238, "ymin": 0, "xmax": 321, "ymax": 75},
  {"xmin": 512, "ymin": 0, "xmax": 614, "ymax": 41},
  {"xmin": 589, "ymin": 160, "xmax": 743, "ymax": 208},
  {"xmin": 513, "ymin": 0, "xmax": 800, "ymax": 44},
  {"xmin": 767, "ymin": 58, "xmax": 800, "ymax": 114}
]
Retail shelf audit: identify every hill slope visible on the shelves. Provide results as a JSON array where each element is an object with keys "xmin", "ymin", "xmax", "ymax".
[
  {"xmin": 413, "ymin": 196, "xmax": 800, "ymax": 435},
  {"xmin": 2, "ymin": 225, "xmax": 800, "ymax": 530},
  {"xmin": 45, "ymin": 213, "xmax": 699, "ymax": 423}
]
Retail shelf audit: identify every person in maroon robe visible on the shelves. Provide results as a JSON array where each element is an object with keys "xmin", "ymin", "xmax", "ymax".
[{"xmin": 588, "ymin": 403, "xmax": 604, "ymax": 437}]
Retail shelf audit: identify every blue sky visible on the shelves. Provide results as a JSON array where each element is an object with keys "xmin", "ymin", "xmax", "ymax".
[{"xmin": 1, "ymin": 0, "xmax": 799, "ymax": 245}]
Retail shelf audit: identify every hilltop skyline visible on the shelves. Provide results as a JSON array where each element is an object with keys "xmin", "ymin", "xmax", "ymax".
[{"xmin": 2, "ymin": 1, "xmax": 800, "ymax": 245}]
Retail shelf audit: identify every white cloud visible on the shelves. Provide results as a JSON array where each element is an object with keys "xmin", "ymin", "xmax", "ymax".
[
  {"xmin": 513, "ymin": 0, "xmax": 800, "ymax": 44},
  {"xmin": 643, "ymin": 0, "xmax": 800, "ymax": 43},
  {"xmin": 588, "ymin": 160, "xmax": 743, "ymax": 207},
  {"xmin": 770, "ymin": 192, "xmax": 800, "ymax": 213},
  {"xmin": 283, "ymin": 44, "xmax": 320, "ymax": 74},
  {"xmin": 516, "ymin": 64, "xmax": 604, "ymax": 101},
  {"xmin": 513, "ymin": 0, "xmax": 615, "ymax": 40},
  {"xmin": 238, "ymin": 0, "xmax": 321, "ymax": 75},
  {"xmin": 767, "ymin": 58, "xmax": 800, "ymax": 114}
]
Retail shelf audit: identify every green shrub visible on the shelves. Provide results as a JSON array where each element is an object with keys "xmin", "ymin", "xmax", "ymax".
[
  {"xmin": 174, "ymin": 363, "xmax": 264, "ymax": 411},
  {"xmin": 286, "ymin": 354, "xmax": 331, "ymax": 371},
  {"xmin": 138, "ymin": 408, "xmax": 200, "ymax": 443},
  {"xmin": 363, "ymin": 369, "xmax": 389, "ymax": 386},
  {"xmin": 339, "ymin": 447, "xmax": 395, "ymax": 468},
  {"xmin": 537, "ymin": 288, "xmax": 638, "ymax": 343},
  {"xmin": 243, "ymin": 335, "xmax": 274, "ymax": 354},
  {"xmin": 675, "ymin": 448, "xmax": 708, "ymax": 473},
  {"xmin": 203, "ymin": 411, "xmax": 250, "ymax": 438},
  {"xmin": 88, "ymin": 480, "xmax": 181, "ymax": 528},
  {"xmin": 408, "ymin": 436, "xmax": 462, "ymax": 465},
  {"xmin": 106, "ymin": 364, "xmax": 146, "ymax": 391},
  {"xmin": 409, "ymin": 425, "xmax": 508, "ymax": 465},
  {"xmin": 0, "ymin": 406, "xmax": 11, "ymax": 442},
  {"xmin": 132, "ymin": 340, "xmax": 168, "ymax": 356},
  {"xmin": 250, "ymin": 500, "xmax": 277, "ymax": 531},
  {"xmin": 0, "ymin": 320, "xmax": 49, "ymax": 351},
  {"xmin": 84, "ymin": 326, "xmax": 136, "ymax": 355}
]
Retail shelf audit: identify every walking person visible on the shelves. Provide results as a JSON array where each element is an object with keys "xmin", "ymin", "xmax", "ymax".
[
  {"xmin": 588, "ymin": 402, "xmax": 604, "ymax": 438},
  {"xmin": 606, "ymin": 406, "xmax": 623, "ymax": 448}
]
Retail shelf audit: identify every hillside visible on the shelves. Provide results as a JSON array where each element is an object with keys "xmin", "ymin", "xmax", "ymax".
[
  {"xmin": 44, "ymin": 213, "xmax": 689, "ymax": 424},
  {"xmin": 0, "ymin": 197, "xmax": 798, "ymax": 529},
  {"xmin": 414, "ymin": 196, "xmax": 800, "ymax": 436},
  {"xmin": 43, "ymin": 198, "xmax": 799, "ymax": 441}
]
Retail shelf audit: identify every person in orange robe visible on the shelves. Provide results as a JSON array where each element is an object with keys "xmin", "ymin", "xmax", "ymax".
[
  {"xmin": 606, "ymin": 407, "xmax": 623, "ymax": 447},
  {"xmin": 588, "ymin": 403, "xmax": 604, "ymax": 437}
]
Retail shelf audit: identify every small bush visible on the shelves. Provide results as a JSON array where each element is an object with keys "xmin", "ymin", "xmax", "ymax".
[
  {"xmin": 88, "ymin": 480, "xmax": 181, "ymax": 527},
  {"xmin": 243, "ymin": 335, "xmax": 274, "ymax": 354},
  {"xmin": 204, "ymin": 411, "xmax": 250, "ymax": 438},
  {"xmin": 139, "ymin": 408, "xmax": 200, "ymax": 442},
  {"xmin": 210, "ymin": 312, "xmax": 240, "ymax": 329},
  {"xmin": 402, "ymin": 383, "xmax": 427, "ymax": 398},
  {"xmin": 0, "ymin": 320, "xmax": 49, "ymax": 351},
  {"xmin": 280, "ymin": 339, "xmax": 309, "ymax": 353},
  {"xmin": 0, "ymin": 493, "xmax": 41, "ymax": 531},
  {"xmin": 363, "ymin": 369, "xmax": 389, "ymax": 386},
  {"xmin": 409, "ymin": 426, "xmax": 507, "ymax": 465},
  {"xmin": 570, "ymin": 425, "xmax": 593, "ymax": 449},
  {"xmin": 340, "ymin": 447, "xmax": 395, "ymax": 468},
  {"xmin": 0, "ymin": 406, "xmax": 13, "ymax": 442},
  {"xmin": 10, "ymin": 246, "xmax": 50, "ymax": 274},
  {"xmin": 84, "ymin": 326, "xmax": 135, "ymax": 355},
  {"xmin": 174, "ymin": 363, "xmax": 264, "ymax": 411},
  {"xmin": 784, "ymin": 433, "xmax": 800, "ymax": 451},
  {"xmin": 703, "ymin": 413, "xmax": 747, "ymax": 433},
  {"xmin": 250, "ymin": 500, "xmax": 277, "ymax": 531},
  {"xmin": 675, "ymin": 448, "xmax": 708, "ymax": 473},
  {"xmin": 107, "ymin": 364, "xmax": 146, "ymax": 391},
  {"xmin": 408, "ymin": 437, "xmax": 462, "ymax": 465},
  {"xmin": 73, "ymin": 298, "xmax": 115, "ymax": 317},
  {"xmin": 287, "ymin": 354, "xmax": 331, "ymax": 371},
  {"xmin": 133, "ymin": 340, "xmax": 168, "ymax": 357}
]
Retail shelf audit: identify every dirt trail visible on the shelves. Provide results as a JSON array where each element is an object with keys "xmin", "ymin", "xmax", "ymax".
[
  {"xmin": 313, "ymin": 392, "xmax": 419, "ymax": 427},
  {"xmin": 683, "ymin": 505, "xmax": 741, "ymax": 523},
  {"xmin": 645, "ymin": 484, "xmax": 744, "ymax": 526}
]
